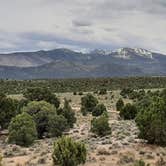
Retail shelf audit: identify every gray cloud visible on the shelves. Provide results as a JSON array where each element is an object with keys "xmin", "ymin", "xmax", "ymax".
[
  {"xmin": 0, "ymin": 0, "xmax": 166, "ymax": 53},
  {"xmin": 72, "ymin": 20, "xmax": 93, "ymax": 27}
]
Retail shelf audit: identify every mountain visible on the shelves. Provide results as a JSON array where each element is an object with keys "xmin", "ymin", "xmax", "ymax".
[
  {"xmin": 0, "ymin": 49, "xmax": 87, "ymax": 67},
  {"xmin": 0, "ymin": 47, "xmax": 166, "ymax": 79}
]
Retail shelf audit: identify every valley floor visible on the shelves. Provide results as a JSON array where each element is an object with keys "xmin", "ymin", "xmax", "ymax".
[{"xmin": 1, "ymin": 91, "xmax": 166, "ymax": 166}]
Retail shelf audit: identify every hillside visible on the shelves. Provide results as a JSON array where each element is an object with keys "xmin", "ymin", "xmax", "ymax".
[{"xmin": 0, "ymin": 48, "xmax": 166, "ymax": 79}]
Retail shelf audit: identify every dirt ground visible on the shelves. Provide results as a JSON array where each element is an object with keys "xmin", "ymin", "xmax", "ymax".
[{"xmin": 1, "ymin": 91, "xmax": 166, "ymax": 166}]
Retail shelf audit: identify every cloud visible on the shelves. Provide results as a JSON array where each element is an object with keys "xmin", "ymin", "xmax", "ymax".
[
  {"xmin": 72, "ymin": 20, "xmax": 93, "ymax": 27},
  {"xmin": 0, "ymin": 0, "xmax": 166, "ymax": 54}
]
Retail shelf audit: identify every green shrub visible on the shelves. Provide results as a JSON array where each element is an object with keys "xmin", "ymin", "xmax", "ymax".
[
  {"xmin": 8, "ymin": 112, "xmax": 37, "ymax": 146},
  {"xmin": 48, "ymin": 114, "xmax": 68, "ymax": 137},
  {"xmin": 116, "ymin": 98, "xmax": 124, "ymax": 111},
  {"xmin": 81, "ymin": 107, "xmax": 87, "ymax": 116},
  {"xmin": 134, "ymin": 96, "xmax": 152, "ymax": 111},
  {"xmin": 99, "ymin": 88, "xmax": 107, "ymax": 95},
  {"xmin": 120, "ymin": 88, "xmax": 135, "ymax": 99},
  {"xmin": 134, "ymin": 160, "xmax": 150, "ymax": 166},
  {"xmin": 93, "ymin": 90, "xmax": 98, "ymax": 94},
  {"xmin": 0, "ymin": 92, "xmax": 5, "ymax": 99},
  {"xmin": 60, "ymin": 99, "xmax": 76, "ymax": 128},
  {"xmin": 0, "ymin": 96, "xmax": 18, "ymax": 129},
  {"xmin": 78, "ymin": 92, "xmax": 83, "ymax": 95},
  {"xmin": 16, "ymin": 99, "xmax": 29, "ymax": 114},
  {"xmin": 73, "ymin": 91, "xmax": 77, "ymax": 95},
  {"xmin": 160, "ymin": 88, "xmax": 166, "ymax": 99},
  {"xmin": 81, "ymin": 93, "xmax": 98, "ymax": 115},
  {"xmin": 24, "ymin": 87, "xmax": 60, "ymax": 108},
  {"xmin": 91, "ymin": 114, "xmax": 111, "ymax": 136},
  {"xmin": 136, "ymin": 98, "xmax": 166, "ymax": 146},
  {"xmin": 120, "ymin": 103, "xmax": 137, "ymax": 120},
  {"xmin": 92, "ymin": 104, "xmax": 107, "ymax": 116},
  {"xmin": 0, "ymin": 152, "xmax": 2, "ymax": 166},
  {"xmin": 23, "ymin": 101, "xmax": 56, "ymax": 138},
  {"xmin": 52, "ymin": 136, "xmax": 87, "ymax": 166}
]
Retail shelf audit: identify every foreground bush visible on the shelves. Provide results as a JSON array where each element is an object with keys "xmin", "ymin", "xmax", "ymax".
[
  {"xmin": 136, "ymin": 98, "xmax": 166, "ymax": 146},
  {"xmin": 92, "ymin": 104, "xmax": 107, "ymax": 116},
  {"xmin": 23, "ymin": 101, "xmax": 57, "ymax": 138},
  {"xmin": 24, "ymin": 87, "xmax": 60, "ymax": 108},
  {"xmin": 0, "ymin": 96, "xmax": 18, "ymax": 129},
  {"xmin": 91, "ymin": 114, "xmax": 111, "ymax": 136},
  {"xmin": 81, "ymin": 93, "xmax": 98, "ymax": 115},
  {"xmin": 120, "ymin": 103, "xmax": 137, "ymax": 120},
  {"xmin": 8, "ymin": 113, "xmax": 37, "ymax": 146},
  {"xmin": 52, "ymin": 136, "xmax": 87, "ymax": 166},
  {"xmin": 116, "ymin": 98, "xmax": 124, "ymax": 111}
]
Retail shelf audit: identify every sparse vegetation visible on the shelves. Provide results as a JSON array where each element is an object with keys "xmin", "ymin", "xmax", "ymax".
[
  {"xmin": 59, "ymin": 99, "xmax": 76, "ymax": 128},
  {"xmin": 99, "ymin": 88, "xmax": 107, "ymax": 95},
  {"xmin": 116, "ymin": 98, "xmax": 124, "ymax": 111},
  {"xmin": 120, "ymin": 103, "xmax": 137, "ymax": 120},
  {"xmin": 81, "ymin": 93, "xmax": 98, "ymax": 115},
  {"xmin": 92, "ymin": 103, "xmax": 107, "ymax": 116},
  {"xmin": 1, "ymin": 77, "xmax": 166, "ymax": 165},
  {"xmin": 91, "ymin": 114, "xmax": 111, "ymax": 136},
  {"xmin": 52, "ymin": 136, "xmax": 87, "ymax": 166}
]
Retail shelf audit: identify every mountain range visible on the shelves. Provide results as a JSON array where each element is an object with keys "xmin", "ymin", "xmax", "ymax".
[{"xmin": 0, "ymin": 47, "xmax": 166, "ymax": 79}]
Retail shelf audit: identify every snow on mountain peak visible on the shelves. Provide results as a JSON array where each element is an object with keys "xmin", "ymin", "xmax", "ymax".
[
  {"xmin": 112, "ymin": 48, "xmax": 131, "ymax": 59},
  {"xmin": 134, "ymin": 48, "xmax": 153, "ymax": 58},
  {"xmin": 112, "ymin": 47, "xmax": 153, "ymax": 59},
  {"xmin": 90, "ymin": 47, "xmax": 153, "ymax": 59}
]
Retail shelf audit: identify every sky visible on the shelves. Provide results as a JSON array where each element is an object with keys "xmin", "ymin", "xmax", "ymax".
[{"xmin": 0, "ymin": 0, "xmax": 166, "ymax": 54}]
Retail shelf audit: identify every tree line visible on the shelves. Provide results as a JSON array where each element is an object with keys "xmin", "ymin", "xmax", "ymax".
[{"xmin": 1, "ymin": 76, "xmax": 166, "ymax": 94}]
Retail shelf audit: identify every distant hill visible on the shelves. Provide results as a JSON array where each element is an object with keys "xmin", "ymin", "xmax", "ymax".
[{"xmin": 0, "ymin": 48, "xmax": 166, "ymax": 79}]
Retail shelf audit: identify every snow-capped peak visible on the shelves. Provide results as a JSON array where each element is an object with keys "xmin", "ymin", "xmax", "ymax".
[
  {"xmin": 134, "ymin": 48, "xmax": 153, "ymax": 58},
  {"xmin": 90, "ymin": 47, "xmax": 153, "ymax": 59},
  {"xmin": 90, "ymin": 49, "xmax": 112, "ymax": 55},
  {"xmin": 112, "ymin": 48, "xmax": 131, "ymax": 59},
  {"xmin": 112, "ymin": 47, "xmax": 153, "ymax": 59}
]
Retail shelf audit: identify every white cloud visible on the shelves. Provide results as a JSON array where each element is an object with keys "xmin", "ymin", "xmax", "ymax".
[{"xmin": 0, "ymin": 0, "xmax": 166, "ymax": 53}]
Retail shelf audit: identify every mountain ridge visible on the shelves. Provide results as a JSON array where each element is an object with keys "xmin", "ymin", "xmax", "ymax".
[{"xmin": 0, "ymin": 47, "xmax": 166, "ymax": 79}]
